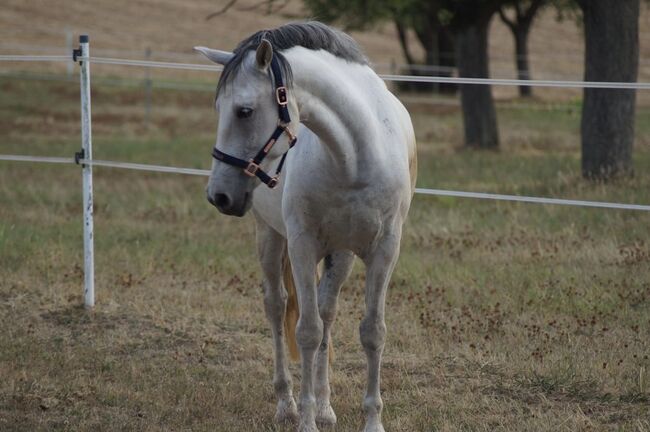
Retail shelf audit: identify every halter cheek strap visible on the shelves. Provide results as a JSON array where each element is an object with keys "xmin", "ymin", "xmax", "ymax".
[{"xmin": 211, "ymin": 52, "xmax": 297, "ymax": 189}]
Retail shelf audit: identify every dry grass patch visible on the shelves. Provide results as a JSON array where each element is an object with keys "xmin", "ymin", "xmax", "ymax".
[{"xmin": 2, "ymin": 78, "xmax": 650, "ymax": 431}]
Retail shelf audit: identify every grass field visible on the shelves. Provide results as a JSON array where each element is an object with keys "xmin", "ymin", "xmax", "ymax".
[{"xmin": 1, "ymin": 77, "xmax": 650, "ymax": 431}]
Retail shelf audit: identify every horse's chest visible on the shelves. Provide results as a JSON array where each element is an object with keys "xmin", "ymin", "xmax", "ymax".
[
  {"xmin": 322, "ymin": 206, "xmax": 381, "ymax": 245},
  {"xmin": 290, "ymin": 192, "xmax": 395, "ymax": 254}
]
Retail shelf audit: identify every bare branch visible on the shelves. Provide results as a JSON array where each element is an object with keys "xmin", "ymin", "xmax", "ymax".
[
  {"xmin": 237, "ymin": 0, "xmax": 288, "ymax": 14},
  {"xmin": 236, "ymin": 0, "xmax": 270, "ymax": 12},
  {"xmin": 394, "ymin": 18, "xmax": 417, "ymax": 66},
  {"xmin": 522, "ymin": 0, "xmax": 546, "ymax": 23},
  {"xmin": 205, "ymin": 0, "xmax": 238, "ymax": 20},
  {"xmin": 499, "ymin": 0, "xmax": 546, "ymax": 30},
  {"xmin": 498, "ymin": 7, "xmax": 517, "ymax": 32},
  {"xmin": 206, "ymin": 0, "xmax": 288, "ymax": 20},
  {"xmin": 514, "ymin": 1, "xmax": 523, "ymax": 19}
]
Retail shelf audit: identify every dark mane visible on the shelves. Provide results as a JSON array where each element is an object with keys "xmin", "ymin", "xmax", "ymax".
[{"xmin": 217, "ymin": 22, "xmax": 368, "ymax": 95}]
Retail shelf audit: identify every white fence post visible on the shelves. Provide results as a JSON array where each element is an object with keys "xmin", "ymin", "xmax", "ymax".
[{"xmin": 77, "ymin": 35, "xmax": 95, "ymax": 308}]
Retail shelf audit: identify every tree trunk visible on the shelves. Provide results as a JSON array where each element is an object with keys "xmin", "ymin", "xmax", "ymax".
[
  {"xmin": 414, "ymin": 23, "xmax": 439, "ymax": 92},
  {"xmin": 438, "ymin": 27, "xmax": 457, "ymax": 94},
  {"xmin": 498, "ymin": 1, "xmax": 544, "ymax": 98},
  {"xmin": 579, "ymin": 0, "xmax": 639, "ymax": 179},
  {"xmin": 395, "ymin": 19, "xmax": 417, "ymax": 66},
  {"xmin": 514, "ymin": 27, "xmax": 532, "ymax": 97},
  {"xmin": 457, "ymin": 19, "xmax": 499, "ymax": 149},
  {"xmin": 394, "ymin": 18, "xmax": 436, "ymax": 92}
]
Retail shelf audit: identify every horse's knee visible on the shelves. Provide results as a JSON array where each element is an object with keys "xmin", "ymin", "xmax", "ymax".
[
  {"xmin": 263, "ymin": 284, "xmax": 287, "ymax": 322},
  {"xmin": 296, "ymin": 316, "xmax": 323, "ymax": 350},
  {"xmin": 318, "ymin": 298, "xmax": 338, "ymax": 324},
  {"xmin": 359, "ymin": 317, "xmax": 386, "ymax": 352}
]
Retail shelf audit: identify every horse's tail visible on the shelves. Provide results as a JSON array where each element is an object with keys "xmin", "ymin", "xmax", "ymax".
[
  {"xmin": 282, "ymin": 251, "xmax": 333, "ymax": 363},
  {"xmin": 282, "ymin": 252, "xmax": 300, "ymax": 362}
]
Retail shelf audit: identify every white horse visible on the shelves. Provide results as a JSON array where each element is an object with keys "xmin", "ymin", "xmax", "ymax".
[{"xmin": 195, "ymin": 22, "xmax": 416, "ymax": 432}]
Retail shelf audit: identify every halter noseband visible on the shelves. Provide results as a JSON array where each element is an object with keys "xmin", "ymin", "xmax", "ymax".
[{"xmin": 211, "ymin": 52, "xmax": 297, "ymax": 189}]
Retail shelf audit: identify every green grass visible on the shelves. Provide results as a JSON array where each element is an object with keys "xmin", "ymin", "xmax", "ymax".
[{"xmin": 1, "ymin": 77, "xmax": 650, "ymax": 431}]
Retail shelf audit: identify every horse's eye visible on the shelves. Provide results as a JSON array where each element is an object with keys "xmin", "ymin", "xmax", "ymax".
[{"xmin": 236, "ymin": 107, "xmax": 253, "ymax": 119}]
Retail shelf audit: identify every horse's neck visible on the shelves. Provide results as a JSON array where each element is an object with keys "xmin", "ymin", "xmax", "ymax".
[{"xmin": 288, "ymin": 49, "xmax": 383, "ymax": 175}]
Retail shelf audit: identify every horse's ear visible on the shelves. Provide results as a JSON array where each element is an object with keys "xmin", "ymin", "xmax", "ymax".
[
  {"xmin": 194, "ymin": 46, "xmax": 233, "ymax": 65},
  {"xmin": 255, "ymin": 39, "xmax": 273, "ymax": 70}
]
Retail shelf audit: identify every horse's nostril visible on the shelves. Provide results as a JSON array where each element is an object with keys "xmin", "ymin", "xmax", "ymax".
[{"xmin": 215, "ymin": 193, "xmax": 232, "ymax": 210}]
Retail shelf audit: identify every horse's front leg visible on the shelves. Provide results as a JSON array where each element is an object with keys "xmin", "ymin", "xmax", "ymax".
[
  {"xmin": 315, "ymin": 250, "xmax": 355, "ymax": 427},
  {"xmin": 255, "ymin": 220, "xmax": 298, "ymax": 424},
  {"xmin": 360, "ymin": 229, "xmax": 402, "ymax": 432},
  {"xmin": 288, "ymin": 233, "xmax": 324, "ymax": 432}
]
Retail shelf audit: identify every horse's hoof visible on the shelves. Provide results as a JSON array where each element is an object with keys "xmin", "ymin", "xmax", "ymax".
[
  {"xmin": 363, "ymin": 420, "xmax": 386, "ymax": 432},
  {"xmin": 274, "ymin": 397, "xmax": 299, "ymax": 424},
  {"xmin": 298, "ymin": 420, "xmax": 320, "ymax": 432},
  {"xmin": 315, "ymin": 402, "xmax": 337, "ymax": 427}
]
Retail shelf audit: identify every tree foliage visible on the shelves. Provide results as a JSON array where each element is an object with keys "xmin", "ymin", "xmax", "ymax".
[
  {"xmin": 303, "ymin": 0, "xmax": 397, "ymax": 30},
  {"xmin": 304, "ymin": 0, "xmax": 510, "ymax": 148},
  {"xmin": 304, "ymin": 0, "xmax": 447, "ymax": 62},
  {"xmin": 305, "ymin": 0, "xmax": 458, "ymax": 93}
]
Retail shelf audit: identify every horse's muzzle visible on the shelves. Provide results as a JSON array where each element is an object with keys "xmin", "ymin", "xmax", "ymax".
[{"xmin": 207, "ymin": 191, "xmax": 250, "ymax": 217}]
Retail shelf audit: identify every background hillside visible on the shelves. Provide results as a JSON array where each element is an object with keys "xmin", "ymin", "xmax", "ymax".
[{"xmin": 2, "ymin": 0, "xmax": 650, "ymax": 97}]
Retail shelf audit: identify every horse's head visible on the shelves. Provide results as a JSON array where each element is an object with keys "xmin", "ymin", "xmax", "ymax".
[{"xmin": 195, "ymin": 40, "xmax": 297, "ymax": 217}]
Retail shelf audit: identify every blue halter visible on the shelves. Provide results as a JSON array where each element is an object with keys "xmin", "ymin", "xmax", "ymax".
[{"xmin": 211, "ymin": 53, "xmax": 297, "ymax": 189}]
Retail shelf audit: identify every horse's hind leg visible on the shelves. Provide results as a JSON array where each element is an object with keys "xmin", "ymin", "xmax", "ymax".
[
  {"xmin": 360, "ymin": 230, "xmax": 402, "ymax": 432},
  {"xmin": 255, "ymin": 220, "xmax": 298, "ymax": 424},
  {"xmin": 315, "ymin": 251, "xmax": 355, "ymax": 427}
]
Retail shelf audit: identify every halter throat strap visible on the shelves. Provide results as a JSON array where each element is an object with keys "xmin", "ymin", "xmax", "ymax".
[{"xmin": 211, "ymin": 52, "xmax": 296, "ymax": 189}]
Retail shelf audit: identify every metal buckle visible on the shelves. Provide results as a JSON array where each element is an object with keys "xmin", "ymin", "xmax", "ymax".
[
  {"xmin": 279, "ymin": 123, "xmax": 296, "ymax": 143},
  {"xmin": 285, "ymin": 127, "xmax": 296, "ymax": 143},
  {"xmin": 72, "ymin": 48, "xmax": 82, "ymax": 64},
  {"xmin": 268, "ymin": 176, "xmax": 279, "ymax": 189},
  {"xmin": 276, "ymin": 86, "xmax": 288, "ymax": 106},
  {"xmin": 74, "ymin": 148, "xmax": 85, "ymax": 165},
  {"xmin": 244, "ymin": 160, "xmax": 259, "ymax": 177},
  {"xmin": 263, "ymin": 138, "xmax": 276, "ymax": 154}
]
